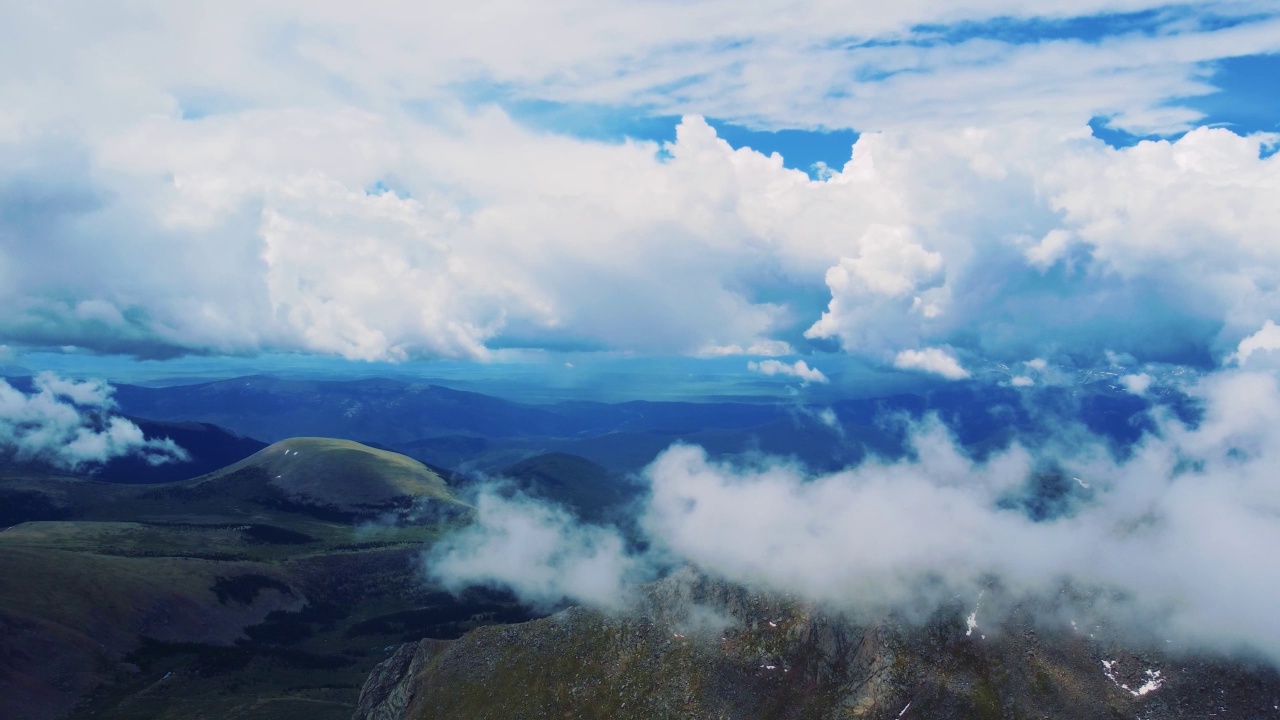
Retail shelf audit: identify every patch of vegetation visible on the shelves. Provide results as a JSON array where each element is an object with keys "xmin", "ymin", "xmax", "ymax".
[
  {"xmin": 211, "ymin": 574, "xmax": 295, "ymax": 605},
  {"xmin": 244, "ymin": 602, "xmax": 349, "ymax": 645},
  {"xmin": 126, "ymin": 638, "xmax": 355, "ymax": 676},
  {"xmin": 0, "ymin": 489, "xmax": 71, "ymax": 527},
  {"xmin": 241, "ymin": 524, "xmax": 317, "ymax": 545}
]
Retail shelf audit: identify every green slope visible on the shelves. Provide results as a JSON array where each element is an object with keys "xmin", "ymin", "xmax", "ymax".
[{"xmin": 0, "ymin": 438, "xmax": 513, "ymax": 720}]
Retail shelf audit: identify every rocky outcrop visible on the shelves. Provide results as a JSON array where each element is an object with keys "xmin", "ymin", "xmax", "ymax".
[
  {"xmin": 353, "ymin": 639, "xmax": 451, "ymax": 720},
  {"xmin": 354, "ymin": 569, "xmax": 1280, "ymax": 720}
]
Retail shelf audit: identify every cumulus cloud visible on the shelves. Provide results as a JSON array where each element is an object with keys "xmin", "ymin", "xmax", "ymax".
[
  {"xmin": 0, "ymin": 372, "xmax": 188, "ymax": 471},
  {"xmin": 2, "ymin": 110, "xmax": 1278, "ymax": 374},
  {"xmin": 893, "ymin": 347, "xmax": 970, "ymax": 380},
  {"xmin": 747, "ymin": 359, "xmax": 828, "ymax": 384}
]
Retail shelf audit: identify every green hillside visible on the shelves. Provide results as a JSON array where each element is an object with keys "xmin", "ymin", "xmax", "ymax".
[{"xmin": 0, "ymin": 439, "xmax": 527, "ymax": 720}]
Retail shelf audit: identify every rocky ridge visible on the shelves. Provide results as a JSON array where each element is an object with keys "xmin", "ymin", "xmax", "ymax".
[{"xmin": 354, "ymin": 568, "xmax": 1280, "ymax": 720}]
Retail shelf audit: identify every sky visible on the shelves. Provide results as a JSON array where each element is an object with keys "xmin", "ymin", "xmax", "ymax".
[{"xmin": 0, "ymin": 0, "xmax": 1279, "ymax": 393}]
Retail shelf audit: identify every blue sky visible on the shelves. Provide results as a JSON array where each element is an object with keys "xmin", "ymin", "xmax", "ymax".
[{"xmin": 1, "ymin": 1, "xmax": 1279, "ymax": 396}]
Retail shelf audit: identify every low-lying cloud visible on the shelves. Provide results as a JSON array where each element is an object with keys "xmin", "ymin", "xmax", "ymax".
[
  {"xmin": 0, "ymin": 373, "xmax": 188, "ymax": 471},
  {"xmin": 748, "ymin": 359, "xmax": 828, "ymax": 384},
  {"xmin": 427, "ymin": 363, "xmax": 1280, "ymax": 664},
  {"xmin": 893, "ymin": 347, "xmax": 970, "ymax": 380},
  {"xmin": 425, "ymin": 490, "xmax": 642, "ymax": 611}
]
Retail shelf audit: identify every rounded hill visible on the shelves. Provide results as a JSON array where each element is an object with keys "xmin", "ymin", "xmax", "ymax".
[{"xmin": 212, "ymin": 438, "xmax": 463, "ymax": 515}]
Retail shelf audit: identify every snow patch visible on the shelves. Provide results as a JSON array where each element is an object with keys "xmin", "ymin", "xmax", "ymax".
[{"xmin": 1102, "ymin": 659, "xmax": 1165, "ymax": 697}]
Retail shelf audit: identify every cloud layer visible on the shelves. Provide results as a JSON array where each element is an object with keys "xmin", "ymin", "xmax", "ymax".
[
  {"xmin": 0, "ymin": 373, "xmax": 188, "ymax": 471},
  {"xmin": 0, "ymin": 2, "xmax": 1277, "ymax": 376}
]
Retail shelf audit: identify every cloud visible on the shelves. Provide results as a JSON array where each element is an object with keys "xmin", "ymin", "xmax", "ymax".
[
  {"xmin": 0, "ymin": 3, "xmax": 1275, "ymax": 374},
  {"xmin": 0, "ymin": 372, "xmax": 188, "ymax": 471},
  {"xmin": 424, "ymin": 366, "xmax": 1280, "ymax": 664},
  {"xmin": 1, "ymin": 105, "xmax": 1278, "ymax": 373},
  {"xmin": 747, "ymin": 359, "xmax": 828, "ymax": 384},
  {"xmin": 697, "ymin": 340, "xmax": 794, "ymax": 358},
  {"xmin": 1120, "ymin": 373, "xmax": 1154, "ymax": 394},
  {"xmin": 425, "ymin": 489, "xmax": 641, "ymax": 611},
  {"xmin": 893, "ymin": 347, "xmax": 970, "ymax": 380},
  {"xmin": 1230, "ymin": 320, "xmax": 1280, "ymax": 366}
]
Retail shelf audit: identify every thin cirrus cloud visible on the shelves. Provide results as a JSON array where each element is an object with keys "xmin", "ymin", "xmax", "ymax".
[{"xmin": 0, "ymin": 1, "xmax": 1276, "ymax": 376}]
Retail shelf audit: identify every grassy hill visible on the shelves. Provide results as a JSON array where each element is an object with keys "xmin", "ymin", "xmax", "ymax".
[
  {"xmin": 0, "ymin": 439, "xmax": 537, "ymax": 720},
  {"xmin": 206, "ymin": 438, "xmax": 460, "ymax": 518}
]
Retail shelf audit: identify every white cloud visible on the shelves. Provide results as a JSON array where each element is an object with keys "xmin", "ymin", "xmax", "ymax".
[
  {"xmin": 0, "ymin": 373, "xmax": 188, "ymax": 470},
  {"xmin": 893, "ymin": 347, "xmax": 970, "ymax": 380},
  {"xmin": 425, "ymin": 489, "xmax": 639, "ymax": 611},
  {"xmin": 1010, "ymin": 375, "xmax": 1035, "ymax": 387},
  {"xmin": 3, "ymin": 113, "xmax": 1278, "ymax": 374},
  {"xmin": 1120, "ymin": 373, "xmax": 1154, "ymax": 394},
  {"xmin": 637, "ymin": 369, "xmax": 1280, "ymax": 660},
  {"xmin": 747, "ymin": 359, "xmax": 828, "ymax": 384},
  {"xmin": 1230, "ymin": 320, "xmax": 1280, "ymax": 366},
  {"xmin": 697, "ymin": 340, "xmax": 794, "ymax": 358}
]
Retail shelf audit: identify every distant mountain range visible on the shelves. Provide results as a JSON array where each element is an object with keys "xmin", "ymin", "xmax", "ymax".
[{"xmin": 96, "ymin": 374, "xmax": 1183, "ymax": 477}]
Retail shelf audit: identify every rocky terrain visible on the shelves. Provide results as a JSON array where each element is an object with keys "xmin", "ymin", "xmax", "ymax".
[{"xmin": 355, "ymin": 568, "xmax": 1280, "ymax": 720}]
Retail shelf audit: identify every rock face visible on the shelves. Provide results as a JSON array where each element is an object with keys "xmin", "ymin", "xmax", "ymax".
[{"xmin": 354, "ymin": 568, "xmax": 1280, "ymax": 720}]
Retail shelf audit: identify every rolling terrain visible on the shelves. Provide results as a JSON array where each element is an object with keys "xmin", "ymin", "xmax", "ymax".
[{"xmin": 0, "ymin": 438, "xmax": 539, "ymax": 720}]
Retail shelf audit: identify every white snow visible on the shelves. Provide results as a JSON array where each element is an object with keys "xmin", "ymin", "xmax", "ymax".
[
  {"xmin": 966, "ymin": 591, "xmax": 984, "ymax": 637},
  {"xmin": 1102, "ymin": 660, "xmax": 1164, "ymax": 697},
  {"xmin": 897, "ymin": 701, "xmax": 912, "ymax": 717}
]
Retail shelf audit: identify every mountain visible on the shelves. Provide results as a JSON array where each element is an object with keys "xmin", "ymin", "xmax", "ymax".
[
  {"xmin": 111, "ymin": 376, "xmax": 576, "ymax": 443},
  {"xmin": 108, "ymin": 375, "xmax": 1174, "ymax": 480},
  {"xmin": 355, "ymin": 568, "xmax": 1280, "ymax": 720},
  {"xmin": 495, "ymin": 452, "xmax": 640, "ymax": 523}
]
